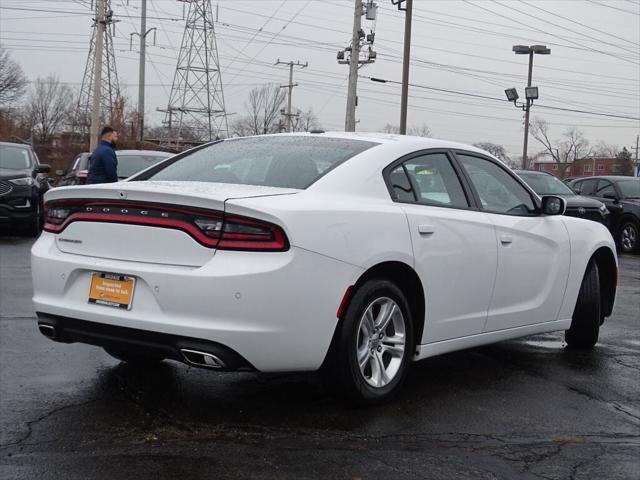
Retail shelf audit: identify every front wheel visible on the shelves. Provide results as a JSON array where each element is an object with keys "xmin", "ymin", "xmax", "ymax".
[
  {"xmin": 322, "ymin": 279, "xmax": 414, "ymax": 405},
  {"xmin": 619, "ymin": 220, "xmax": 639, "ymax": 254},
  {"xmin": 565, "ymin": 261, "xmax": 601, "ymax": 349}
]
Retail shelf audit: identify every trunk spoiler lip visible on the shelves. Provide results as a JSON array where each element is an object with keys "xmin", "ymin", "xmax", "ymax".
[{"xmin": 44, "ymin": 198, "xmax": 290, "ymax": 252}]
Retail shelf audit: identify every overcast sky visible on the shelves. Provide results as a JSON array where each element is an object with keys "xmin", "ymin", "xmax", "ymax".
[{"xmin": 1, "ymin": 0, "xmax": 639, "ymax": 157}]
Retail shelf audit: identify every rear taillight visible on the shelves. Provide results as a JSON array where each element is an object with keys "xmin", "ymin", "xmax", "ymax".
[
  {"xmin": 76, "ymin": 170, "xmax": 88, "ymax": 179},
  {"xmin": 44, "ymin": 199, "xmax": 288, "ymax": 251}
]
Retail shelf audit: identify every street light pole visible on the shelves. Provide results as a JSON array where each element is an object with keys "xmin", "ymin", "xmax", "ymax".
[
  {"xmin": 522, "ymin": 50, "xmax": 534, "ymax": 170},
  {"xmin": 511, "ymin": 44, "xmax": 550, "ymax": 170}
]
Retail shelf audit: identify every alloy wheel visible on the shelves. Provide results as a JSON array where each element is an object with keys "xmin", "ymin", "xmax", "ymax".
[
  {"xmin": 356, "ymin": 297, "xmax": 406, "ymax": 388},
  {"xmin": 621, "ymin": 224, "xmax": 637, "ymax": 252}
]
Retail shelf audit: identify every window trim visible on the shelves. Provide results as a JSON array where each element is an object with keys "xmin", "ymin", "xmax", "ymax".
[
  {"xmin": 450, "ymin": 149, "xmax": 543, "ymax": 217},
  {"xmin": 382, "ymin": 148, "xmax": 479, "ymax": 211}
]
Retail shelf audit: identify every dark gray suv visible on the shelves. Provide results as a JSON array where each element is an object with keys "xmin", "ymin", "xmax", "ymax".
[{"xmin": 0, "ymin": 142, "xmax": 51, "ymax": 235}]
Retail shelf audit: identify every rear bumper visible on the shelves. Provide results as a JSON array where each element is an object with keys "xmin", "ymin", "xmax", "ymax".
[
  {"xmin": 36, "ymin": 312, "xmax": 255, "ymax": 371},
  {"xmin": 32, "ymin": 232, "xmax": 362, "ymax": 372}
]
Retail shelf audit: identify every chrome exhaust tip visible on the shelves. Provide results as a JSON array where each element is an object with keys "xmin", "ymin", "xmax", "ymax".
[
  {"xmin": 38, "ymin": 323, "xmax": 57, "ymax": 339},
  {"xmin": 180, "ymin": 349, "xmax": 226, "ymax": 369}
]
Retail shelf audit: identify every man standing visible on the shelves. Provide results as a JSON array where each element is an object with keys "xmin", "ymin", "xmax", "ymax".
[{"xmin": 87, "ymin": 126, "xmax": 119, "ymax": 184}]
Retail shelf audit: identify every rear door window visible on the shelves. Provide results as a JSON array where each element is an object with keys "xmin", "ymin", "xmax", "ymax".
[
  {"xmin": 574, "ymin": 179, "xmax": 597, "ymax": 195},
  {"xmin": 595, "ymin": 180, "xmax": 615, "ymax": 198}
]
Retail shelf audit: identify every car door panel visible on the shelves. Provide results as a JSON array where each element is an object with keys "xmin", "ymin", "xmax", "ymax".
[
  {"xmin": 483, "ymin": 214, "xmax": 571, "ymax": 330},
  {"xmin": 386, "ymin": 152, "xmax": 498, "ymax": 343},
  {"xmin": 402, "ymin": 206, "xmax": 498, "ymax": 342},
  {"xmin": 455, "ymin": 152, "xmax": 571, "ymax": 331}
]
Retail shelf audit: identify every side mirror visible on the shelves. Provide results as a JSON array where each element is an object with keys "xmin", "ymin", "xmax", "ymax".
[
  {"xmin": 541, "ymin": 195, "xmax": 566, "ymax": 216},
  {"xmin": 36, "ymin": 164, "xmax": 51, "ymax": 174}
]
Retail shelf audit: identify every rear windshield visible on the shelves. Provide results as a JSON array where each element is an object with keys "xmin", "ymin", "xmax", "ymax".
[
  {"xmin": 144, "ymin": 136, "xmax": 378, "ymax": 189},
  {"xmin": 0, "ymin": 145, "xmax": 33, "ymax": 170},
  {"xmin": 117, "ymin": 153, "xmax": 172, "ymax": 178}
]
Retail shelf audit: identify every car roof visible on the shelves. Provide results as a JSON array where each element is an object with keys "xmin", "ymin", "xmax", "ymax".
[
  {"xmin": 225, "ymin": 132, "xmax": 492, "ymax": 157},
  {"xmin": 513, "ymin": 169, "xmax": 553, "ymax": 176},
  {"xmin": 117, "ymin": 150, "xmax": 173, "ymax": 156},
  {"xmin": 573, "ymin": 176, "xmax": 637, "ymax": 181},
  {"xmin": 0, "ymin": 141, "xmax": 33, "ymax": 150}
]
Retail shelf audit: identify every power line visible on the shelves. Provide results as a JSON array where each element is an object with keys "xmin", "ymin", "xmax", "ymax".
[
  {"xmin": 517, "ymin": 0, "xmax": 639, "ymax": 48},
  {"xmin": 364, "ymin": 76, "xmax": 640, "ymax": 121},
  {"xmin": 462, "ymin": 0, "xmax": 639, "ymax": 65}
]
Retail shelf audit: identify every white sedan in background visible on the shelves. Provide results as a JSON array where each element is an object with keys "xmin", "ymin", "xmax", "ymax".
[{"xmin": 32, "ymin": 133, "xmax": 617, "ymax": 404}]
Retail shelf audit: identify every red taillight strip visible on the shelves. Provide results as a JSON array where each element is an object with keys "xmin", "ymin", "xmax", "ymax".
[
  {"xmin": 46, "ymin": 212, "xmax": 222, "ymax": 248},
  {"xmin": 44, "ymin": 200, "xmax": 289, "ymax": 252}
]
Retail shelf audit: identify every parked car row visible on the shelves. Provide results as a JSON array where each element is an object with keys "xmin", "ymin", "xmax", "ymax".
[
  {"xmin": 514, "ymin": 169, "xmax": 639, "ymax": 253},
  {"xmin": 1, "ymin": 142, "xmax": 174, "ymax": 235},
  {"xmin": 58, "ymin": 150, "xmax": 173, "ymax": 186},
  {"xmin": 568, "ymin": 176, "xmax": 640, "ymax": 254}
]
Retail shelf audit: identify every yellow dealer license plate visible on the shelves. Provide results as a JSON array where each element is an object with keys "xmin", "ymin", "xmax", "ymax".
[{"xmin": 88, "ymin": 273, "xmax": 136, "ymax": 310}]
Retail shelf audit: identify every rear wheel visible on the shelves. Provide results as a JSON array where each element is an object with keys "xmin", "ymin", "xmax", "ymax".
[
  {"xmin": 619, "ymin": 220, "xmax": 639, "ymax": 254},
  {"xmin": 322, "ymin": 279, "xmax": 414, "ymax": 405},
  {"xmin": 565, "ymin": 261, "xmax": 601, "ymax": 349},
  {"xmin": 104, "ymin": 347, "xmax": 165, "ymax": 365}
]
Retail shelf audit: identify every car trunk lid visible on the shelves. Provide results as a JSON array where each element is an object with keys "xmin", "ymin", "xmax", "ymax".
[{"xmin": 45, "ymin": 181, "xmax": 298, "ymax": 266}]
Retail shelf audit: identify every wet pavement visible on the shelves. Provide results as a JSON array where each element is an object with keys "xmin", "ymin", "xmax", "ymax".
[{"xmin": 1, "ymin": 236, "xmax": 639, "ymax": 479}]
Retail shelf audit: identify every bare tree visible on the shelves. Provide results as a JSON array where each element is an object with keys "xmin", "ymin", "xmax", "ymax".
[
  {"xmin": 231, "ymin": 84, "xmax": 286, "ymax": 137},
  {"xmin": 24, "ymin": 75, "xmax": 74, "ymax": 143},
  {"xmin": 530, "ymin": 118, "xmax": 592, "ymax": 178},
  {"xmin": 0, "ymin": 47, "xmax": 27, "ymax": 107},
  {"xmin": 382, "ymin": 123, "xmax": 432, "ymax": 137},
  {"xmin": 473, "ymin": 142, "xmax": 518, "ymax": 168},
  {"xmin": 592, "ymin": 141, "xmax": 619, "ymax": 158},
  {"xmin": 291, "ymin": 107, "xmax": 321, "ymax": 132}
]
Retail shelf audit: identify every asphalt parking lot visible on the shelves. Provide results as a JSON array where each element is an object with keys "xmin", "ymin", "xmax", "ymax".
[{"xmin": 0, "ymin": 235, "xmax": 638, "ymax": 480}]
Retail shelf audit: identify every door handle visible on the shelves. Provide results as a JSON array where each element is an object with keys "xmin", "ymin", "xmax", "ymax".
[
  {"xmin": 418, "ymin": 224, "xmax": 435, "ymax": 235},
  {"xmin": 500, "ymin": 234, "xmax": 513, "ymax": 244}
]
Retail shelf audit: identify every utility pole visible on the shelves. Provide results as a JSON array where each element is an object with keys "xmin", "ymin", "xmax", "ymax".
[
  {"xmin": 275, "ymin": 59, "xmax": 308, "ymax": 132},
  {"xmin": 634, "ymin": 135, "xmax": 639, "ymax": 176},
  {"xmin": 522, "ymin": 50, "xmax": 534, "ymax": 171},
  {"xmin": 130, "ymin": 0, "xmax": 156, "ymax": 148},
  {"xmin": 345, "ymin": 0, "xmax": 362, "ymax": 132},
  {"xmin": 397, "ymin": 0, "xmax": 413, "ymax": 134},
  {"xmin": 75, "ymin": 0, "xmax": 120, "ymax": 144},
  {"xmin": 339, "ymin": 1, "xmax": 377, "ymax": 132},
  {"xmin": 90, "ymin": 0, "xmax": 106, "ymax": 152}
]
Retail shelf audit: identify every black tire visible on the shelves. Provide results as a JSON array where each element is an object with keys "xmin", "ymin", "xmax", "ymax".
[
  {"xmin": 24, "ymin": 200, "xmax": 42, "ymax": 237},
  {"xmin": 104, "ymin": 347, "xmax": 165, "ymax": 365},
  {"xmin": 619, "ymin": 220, "xmax": 639, "ymax": 254},
  {"xmin": 321, "ymin": 279, "xmax": 414, "ymax": 405},
  {"xmin": 565, "ymin": 261, "xmax": 601, "ymax": 349}
]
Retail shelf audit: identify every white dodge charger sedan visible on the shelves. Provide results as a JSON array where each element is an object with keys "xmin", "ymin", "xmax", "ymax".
[{"xmin": 32, "ymin": 133, "xmax": 617, "ymax": 404}]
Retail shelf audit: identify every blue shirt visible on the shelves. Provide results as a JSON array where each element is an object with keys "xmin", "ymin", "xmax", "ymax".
[{"xmin": 86, "ymin": 140, "xmax": 118, "ymax": 184}]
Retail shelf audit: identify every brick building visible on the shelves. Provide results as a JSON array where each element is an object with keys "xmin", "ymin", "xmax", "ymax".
[{"xmin": 532, "ymin": 157, "xmax": 628, "ymax": 179}]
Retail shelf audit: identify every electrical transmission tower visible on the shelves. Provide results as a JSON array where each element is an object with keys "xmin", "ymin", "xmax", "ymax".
[
  {"xmin": 76, "ymin": 0, "xmax": 120, "ymax": 143},
  {"xmin": 161, "ymin": 0, "xmax": 228, "ymax": 148}
]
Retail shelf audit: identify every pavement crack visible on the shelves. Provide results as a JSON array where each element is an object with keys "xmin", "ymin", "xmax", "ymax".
[
  {"xmin": 0, "ymin": 398, "xmax": 99, "ymax": 449},
  {"xmin": 568, "ymin": 386, "xmax": 640, "ymax": 424}
]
